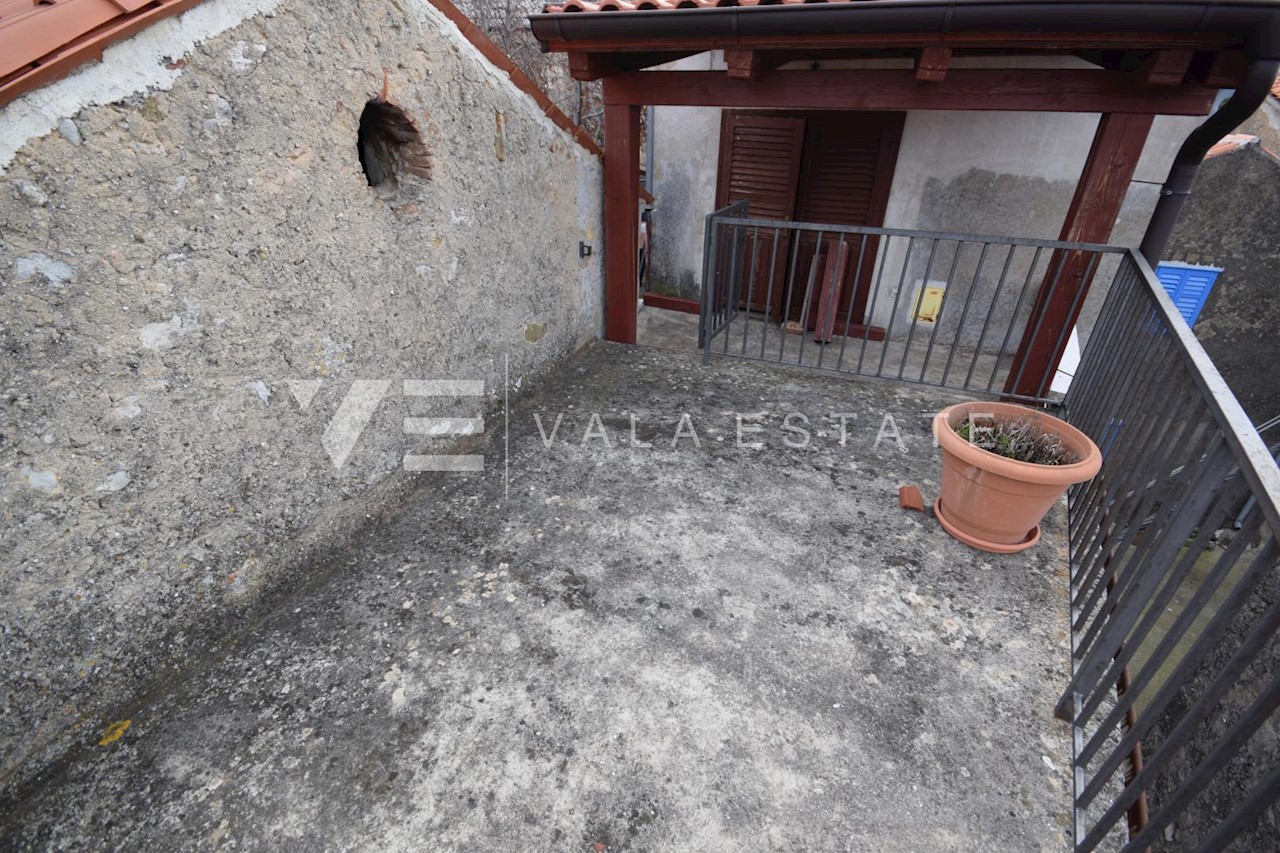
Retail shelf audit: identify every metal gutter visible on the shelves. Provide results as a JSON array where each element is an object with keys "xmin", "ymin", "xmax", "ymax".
[
  {"xmin": 530, "ymin": 1, "xmax": 1280, "ymax": 55},
  {"xmin": 1139, "ymin": 56, "xmax": 1280, "ymax": 261}
]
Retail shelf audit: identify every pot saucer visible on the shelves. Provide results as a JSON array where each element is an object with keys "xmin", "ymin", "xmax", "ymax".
[{"xmin": 934, "ymin": 497, "xmax": 1041, "ymax": 554}]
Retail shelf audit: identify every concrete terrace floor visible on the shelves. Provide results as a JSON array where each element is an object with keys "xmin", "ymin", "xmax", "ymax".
[{"xmin": 0, "ymin": 343, "xmax": 1074, "ymax": 851}]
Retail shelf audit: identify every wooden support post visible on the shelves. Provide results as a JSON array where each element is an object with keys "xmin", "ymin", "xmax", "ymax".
[
  {"xmin": 603, "ymin": 97, "xmax": 641, "ymax": 344},
  {"xmin": 1005, "ymin": 112, "xmax": 1154, "ymax": 400}
]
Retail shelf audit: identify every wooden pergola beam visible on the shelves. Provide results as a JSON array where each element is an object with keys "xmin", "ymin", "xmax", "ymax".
[
  {"xmin": 601, "ymin": 69, "xmax": 1216, "ymax": 115},
  {"xmin": 915, "ymin": 46, "xmax": 952, "ymax": 82},
  {"xmin": 725, "ymin": 49, "xmax": 767, "ymax": 80},
  {"xmin": 569, "ymin": 50, "xmax": 704, "ymax": 79},
  {"xmin": 1201, "ymin": 50, "xmax": 1248, "ymax": 87},
  {"xmin": 1141, "ymin": 49, "xmax": 1196, "ymax": 86},
  {"xmin": 569, "ymin": 52, "xmax": 613, "ymax": 81}
]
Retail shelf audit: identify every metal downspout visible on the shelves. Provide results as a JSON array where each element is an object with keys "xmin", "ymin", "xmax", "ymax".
[{"xmin": 1139, "ymin": 59, "xmax": 1280, "ymax": 263}]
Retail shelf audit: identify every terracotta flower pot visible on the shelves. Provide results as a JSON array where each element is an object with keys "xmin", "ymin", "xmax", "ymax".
[{"xmin": 931, "ymin": 401, "xmax": 1102, "ymax": 554}]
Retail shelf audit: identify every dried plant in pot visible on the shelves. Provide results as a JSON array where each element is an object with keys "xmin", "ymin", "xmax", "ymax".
[{"xmin": 931, "ymin": 402, "xmax": 1102, "ymax": 554}]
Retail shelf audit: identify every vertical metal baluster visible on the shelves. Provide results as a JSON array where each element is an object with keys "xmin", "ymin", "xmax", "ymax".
[
  {"xmin": 797, "ymin": 230, "xmax": 826, "ymax": 366},
  {"xmin": 1069, "ymin": 370, "xmax": 1195, "ymax": 619},
  {"xmin": 1189, "ymin": 757, "xmax": 1280, "ymax": 853},
  {"xmin": 963, "ymin": 243, "xmax": 1015, "ymax": 391},
  {"xmin": 1075, "ymin": 514, "xmax": 1268, "ymax": 776},
  {"xmin": 700, "ymin": 208, "xmax": 722, "ymax": 364},
  {"xmin": 816, "ymin": 234, "xmax": 847, "ymax": 371},
  {"xmin": 1073, "ymin": 538, "xmax": 1279, "ymax": 853},
  {"xmin": 941, "ymin": 240, "xmax": 990, "ymax": 389},
  {"xmin": 1071, "ymin": 395, "xmax": 1212, "ymax": 650},
  {"xmin": 1069, "ymin": 278, "xmax": 1180, "ymax": 557},
  {"xmin": 876, "ymin": 236, "xmax": 915, "ymax": 378},
  {"xmin": 723, "ymin": 222, "xmax": 746, "ymax": 355},
  {"xmin": 1073, "ymin": 417, "xmax": 1224, "ymax": 668},
  {"xmin": 741, "ymin": 225, "xmax": 761, "ymax": 356},
  {"xmin": 1067, "ymin": 262, "xmax": 1149, "ymax": 481},
  {"xmin": 986, "ymin": 245, "xmax": 1045, "ymax": 393},
  {"xmin": 920, "ymin": 239, "xmax": 966, "ymax": 385},
  {"xmin": 897, "ymin": 237, "xmax": 938, "ymax": 380},
  {"xmin": 759, "ymin": 226, "xmax": 781, "ymax": 359},
  {"xmin": 1005, "ymin": 248, "xmax": 1070, "ymax": 399},
  {"xmin": 778, "ymin": 226, "xmax": 803, "ymax": 364},
  {"xmin": 1074, "ymin": 476, "xmax": 1249, "ymax": 733},
  {"xmin": 836, "ymin": 234, "xmax": 870, "ymax": 372},
  {"xmin": 1034, "ymin": 250, "xmax": 1101, "ymax": 401},
  {"xmin": 1064, "ymin": 257, "xmax": 1139, "ymax": 435},
  {"xmin": 856, "ymin": 235, "xmax": 892, "ymax": 376}
]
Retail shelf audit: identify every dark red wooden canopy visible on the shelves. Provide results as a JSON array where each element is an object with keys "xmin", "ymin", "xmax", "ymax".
[{"xmin": 530, "ymin": 0, "xmax": 1280, "ymax": 396}]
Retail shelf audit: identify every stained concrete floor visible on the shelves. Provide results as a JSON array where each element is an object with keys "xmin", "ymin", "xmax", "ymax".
[{"xmin": 0, "ymin": 342, "xmax": 1074, "ymax": 851}]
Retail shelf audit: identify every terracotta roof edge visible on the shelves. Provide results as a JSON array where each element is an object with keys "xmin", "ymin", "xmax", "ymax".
[
  {"xmin": 0, "ymin": 0, "xmax": 603, "ymax": 162},
  {"xmin": 0, "ymin": 0, "xmax": 209, "ymax": 109},
  {"xmin": 1203, "ymin": 133, "xmax": 1260, "ymax": 160}
]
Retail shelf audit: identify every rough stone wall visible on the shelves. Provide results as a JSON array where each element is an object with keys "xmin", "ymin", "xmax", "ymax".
[
  {"xmin": 1165, "ymin": 146, "xmax": 1280, "ymax": 425},
  {"xmin": 0, "ymin": 0, "xmax": 602, "ymax": 788},
  {"xmin": 1239, "ymin": 97, "xmax": 1280, "ymax": 156}
]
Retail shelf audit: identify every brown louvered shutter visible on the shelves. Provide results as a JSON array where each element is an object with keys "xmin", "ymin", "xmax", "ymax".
[
  {"xmin": 794, "ymin": 115, "xmax": 889, "ymax": 226},
  {"xmin": 715, "ymin": 114, "xmax": 805, "ymax": 218},
  {"xmin": 712, "ymin": 112, "xmax": 903, "ymax": 323},
  {"xmin": 715, "ymin": 114, "xmax": 805, "ymax": 314},
  {"xmin": 791, "ymin": 113, "xmax": 904, "ymax": 326}
]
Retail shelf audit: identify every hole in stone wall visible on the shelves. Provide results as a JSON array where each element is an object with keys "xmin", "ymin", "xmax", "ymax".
[{"xmin": 357, "ymin": 97, "xmax": 431, "ymax": 190}]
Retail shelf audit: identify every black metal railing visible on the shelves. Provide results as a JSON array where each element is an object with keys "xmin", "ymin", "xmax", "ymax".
[
  {"xmin": 699, "ymin": 203, "xmax": 1123, "ymax": 405},
  {"xmin": 1057, "ymin": 251, "xmax": 1280, "ymax": 852}
]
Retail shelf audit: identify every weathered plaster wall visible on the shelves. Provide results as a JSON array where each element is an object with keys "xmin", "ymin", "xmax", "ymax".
[
  {"xmin": 1165, "ymin": 146, "xmax": 1280, "ymax": 425},
  {"xmin": 649, "ymin": 104, "xmax": 721, "ymax": 299},
  {"xmin": 875, "ymin": 111, "xmax": 1201, "ymax": 350},
  {"xmin": 0, "ymin": 0, "xmax": 602, "ymax": 788},
  {"xmin": 648, "ymin": 54, "xmax": 723, "ymax": 301},
  {"xmin": 872, "ymin": 110, "xmax": 1096, "ymax": 343}
]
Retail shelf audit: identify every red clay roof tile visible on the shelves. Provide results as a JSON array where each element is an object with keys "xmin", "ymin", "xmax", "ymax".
[
  {"xmin": 1204, "ymin": 134, "xmax": 1259, "ymax": 160},
  {"xmin": 1, "ymin": 0, "xmax": 206, "ymax": 108}
]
